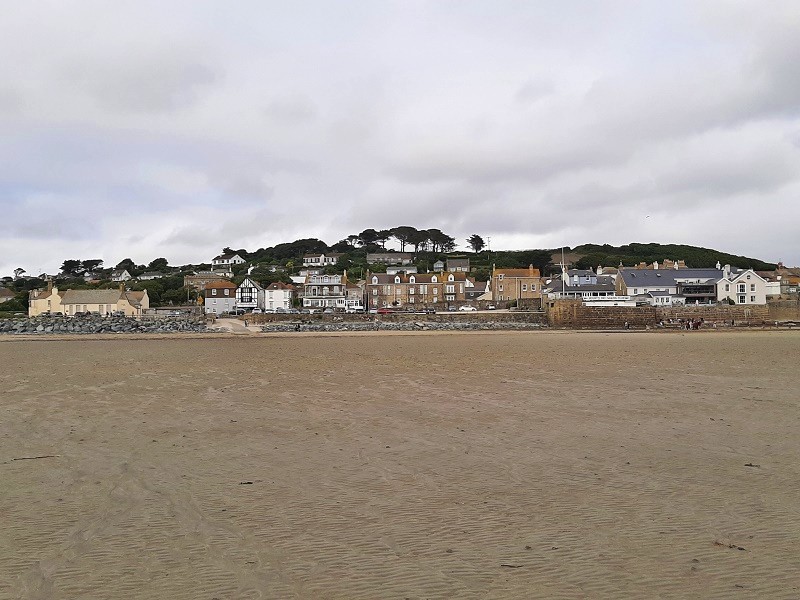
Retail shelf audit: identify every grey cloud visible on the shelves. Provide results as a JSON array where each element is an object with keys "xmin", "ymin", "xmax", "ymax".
[
  {"xmin": 515, "ymin": 78, "xmax": 555, "ymax": 104},
  {"xmin": 3, "ymin": 1, "xmax": 800, "ymax": 276},
  {"xmin": 60, "ymin": 54, "xmax": 219, "ymax": 114}
]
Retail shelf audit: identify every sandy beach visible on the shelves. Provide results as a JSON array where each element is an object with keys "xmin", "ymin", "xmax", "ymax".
[{"xmin": 2, "ymin": 330, "xmax": 799, "ymax": 599}]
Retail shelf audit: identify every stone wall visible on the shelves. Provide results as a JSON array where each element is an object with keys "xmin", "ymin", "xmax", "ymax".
[
  {"xmin": 546, "ymin": 300, "xmax": 657, "ymax": 329},
  {"xmin": 246, "ymin": 311, "xmax": 547, "ymax": 325},
  {"xmin": 546, "ymin": 300, "xmax": 774, "ymax": 329},
  {"xmin": 767, "ymin": 298, "xmax": 800, "ymax": 321},
  {"xmin": 657, "ymin": 304, "xmax": 769, "ymax": 324}
]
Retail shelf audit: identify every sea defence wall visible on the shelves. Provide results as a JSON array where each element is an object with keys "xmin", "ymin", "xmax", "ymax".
[
  {"xmin": 767, "ymin": 298, "xmax": 800, "ymax": 321},
  {"xmin": 546, "ymin": 300, "xmax": 773, "ymax": 329},
  {"xmin": 246, "ymin": 311, "xmax": 548, "ymax": 325}
]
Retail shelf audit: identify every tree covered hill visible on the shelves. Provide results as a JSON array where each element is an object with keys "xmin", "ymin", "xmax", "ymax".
[{"xmin": 568, "ymin": 243, "xmax": 777, "ymax": 271}]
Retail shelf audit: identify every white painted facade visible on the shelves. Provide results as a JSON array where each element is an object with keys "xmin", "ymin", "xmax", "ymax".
[{"xmin": 717, "ymin": 269, "xmax": 768, "ymax": 305}]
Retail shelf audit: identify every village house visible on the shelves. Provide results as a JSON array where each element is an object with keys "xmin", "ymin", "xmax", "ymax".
[
  {"xmin": 491, "ymin": 265, "xmax": 542, "ymax": 308},
  {"xmin": 184, "ymin": 271, "xmax": 231, "ymax": 292},
  {"xmin": 265, "ymin": 282, "xmax": 295, "ymax": 310},
  {"xmin": 138, "ymin": 272, "xmax": 166, "ymax": 280},
  {"xmin": 544, "ymin": 268, "xmax": 617, "ymax": 301},
  {"xmin": 386, "ymin": 265, "xmax": 418, "ymax": 275},
  {"xmin": 302, "ymin": 272, "xmax": 349, "ymax": 309},
  {"xmin": 717, "ymin": 267, "xmax": 768, "ymax": 305},
  {"xmin": 236, "ymin": 277, "xmax": 264, "ymax": 311},
  {"xmin": 203, "ymin": 281, "xmax": 237, "ymax": 315},
  {"xmin": 302, "ymin": 253, "xmax": 343, "ymax": 267},
  {"xmin": 59, "ymin": 285, "xmax": 149, "ymax": 317},
  {"xmin": 111, "ymin": 269, "xmax": 132, "ymax": 282},
  {"xmin": 616, "ymin": 267, "xmax": 721, "ymax": 305},
  {"xmin": 366, "ymin": 252, "xmax": 414, "ymax": 266},
  {"xmin": 28, "ymin": 283, "xmax": 66, "ymax": 316},
  {"xmin": 446, "ymin": 258, "xmax": 470, "ymax": 272},
  {"xmin": 365, "ymin": 271, "xmax": 468, "ymax": 309},
  {"xmin": 212, "ymin": 253, "xmax": 246, "ymax": 270}
]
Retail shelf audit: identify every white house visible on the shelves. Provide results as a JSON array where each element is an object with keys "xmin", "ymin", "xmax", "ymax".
[
  {"xmin": 302, "ymin": 253, "xmax": 342, "ymax": 267},
  {"xmin": 111, "ymin": 269, "xmax": 132, "ymax": 282},
  {"xmin": 265, "ymin": 282, "xmax": 294, "ymax": 310},
  {"xmin": 211, "ymin": 253, "xmax": 246, "ymax": 271},
  {"xmin": 717, "ymin": 267, "xmax": 768, "ymax": 305},
  {"xmin": 303, "ymin": 272, "xmax": 348, "ymax": 309}
]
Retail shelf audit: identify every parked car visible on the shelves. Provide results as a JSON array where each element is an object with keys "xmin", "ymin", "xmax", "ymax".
[
  {"xmin": 376, "ymin": 307, "xmax": 394, "ymax": 314},
  {"xmin": 251, "ymin": 308, "xmax": 263, "ymax": 314},
  {"xmin": 487, "ymin": 304, "xmax": 496, "ymax": 310},
  {"xmin": 323, "ymin": 308, "xmax": 334, "ymax": 314},
  {"xmin": 231, "ymin": 308, "xmax": 247, "ymax": 316},
  {"xmin": 446, "ymin": 305, "xmax": 457, "ymax": 311},
  {"xmin": 458, "ymin": 305, "xmax": 477, "ymax": 311},
  {"xmin": 345, "ymin": 306, "xmax": 365, "ymax": 313},
  {"xmin": 275, "ymin": 307, "xmax": 287, "ymax": 313}
]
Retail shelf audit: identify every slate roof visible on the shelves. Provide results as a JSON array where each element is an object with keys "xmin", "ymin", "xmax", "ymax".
[
  {"xmin": 618, "ymin": 268, "xmax": 728, "ymax": 288},
  {"xmin": 61, "ymin": 289, "xmax": 124, "ymax": 305}
]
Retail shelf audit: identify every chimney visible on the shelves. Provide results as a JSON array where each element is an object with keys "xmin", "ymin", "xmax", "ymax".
[
  {"xmin": 723, "ymin": 264, "xmax": 731, "ymax": 278},
  {"xmin": 47, "ymin": 280, "xmax": 53, "ymax": 292},
  {"xmin": 119, "ymin": 283, "xmax": 125, "ymax": 294},
  {"xmin": 653, "ymin": 261, "xmax": 659, "ymax": 269},
  {"xmin": 716, "ymin": 261, "xmax": 721, "ymax": 270}
]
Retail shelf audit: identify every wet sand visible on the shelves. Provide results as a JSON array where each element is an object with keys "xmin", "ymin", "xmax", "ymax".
[{"xmin": 2, "ymin": 330, "xmax": 799, "ymax": 599}]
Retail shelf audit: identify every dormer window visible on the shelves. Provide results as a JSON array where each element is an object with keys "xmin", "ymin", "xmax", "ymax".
[
  {"xmin": 431, "ymin": 276, "xmax": 438, "ymax": 283},
  {"xmin": 394, "ymin": 276, "xmax": 400, "ymax": 284},
  {"xmin": 372, "ymin": 276, "xmax": 378, "ymax": 284},
  {"xmin": 409, "ymin": 276, "xmax": 415, "ymax": 284}
]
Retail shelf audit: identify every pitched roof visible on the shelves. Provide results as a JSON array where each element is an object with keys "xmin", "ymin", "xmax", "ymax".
[
  {"xmin": 125, "ymin": 291, "xmax": 146, "ymax": 307},
  {"xmin": 618, "ymin": 267, "xmax": 726, "ymax": 288},
  {"xmin": 237, "ymin": 277, "xmax": 263, "ymax": 290},
  {"xmin": 494, "ymin": 267, "xmax": 541, "ymax": 277},
  {"xmin": 266, "ymin": 282, "xmax": 294, "ymax": 290},
  {"xmin": 0, "ymin": 288, "xmax": 15, "ymax": 299},
  {"xmin": 61, "ymin": 289, "xmax": 123, "ymax": 305},
  {"xmin": 204, "ymin": 280, "xmax": 237, "ymax": 290}
]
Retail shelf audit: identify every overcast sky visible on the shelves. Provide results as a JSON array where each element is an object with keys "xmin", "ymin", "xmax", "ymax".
[{"xmin": 2, "ymin": 1, "xmax": 800, "ymax": 276}]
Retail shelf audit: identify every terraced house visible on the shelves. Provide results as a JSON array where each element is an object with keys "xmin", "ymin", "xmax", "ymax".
[
  {"xmin": 60, "ymin": 286, "xmax": 148, "ymax": 317},
  {"xmin": 491, "ymin": 265, "xmax": 542, "ymax": 308},
  {"xmin": 365, "ymin": 271, "xmax": 468, "ymax": 309}
]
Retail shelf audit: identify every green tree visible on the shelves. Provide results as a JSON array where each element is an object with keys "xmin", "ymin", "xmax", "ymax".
[
  {"xmin": 358, "ymin": 228, "xmax": 379, "ymax": 247},
  {"xmin": 467, "ymin": 234, "xmax": 485, "ymax": 253},
  {"xmin": 390, "ymin": 226, "xmax": 418, "ymax": 252},
  {"xmin": 81, "ymin": 259, "xmax": 103, "ymax": 273},
  {"xmin": 148, "ymin": 257, "xmax": 169, "ymax": 271},
  {"xmin": 60, "ymin": 260, "xmax": 82, "ymax": 276}
]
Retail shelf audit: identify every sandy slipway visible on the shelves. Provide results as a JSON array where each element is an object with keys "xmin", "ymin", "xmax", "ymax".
[{"xmin": 0, "ymin": 315, "xmax": 209, "ymax": 335}]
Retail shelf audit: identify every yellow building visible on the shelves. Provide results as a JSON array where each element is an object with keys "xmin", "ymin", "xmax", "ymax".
[
  {"xmin": 28, "ymin": 284, "xmax": 65, "ymax": 317},
  {"xmin": 29, "ymin": 283, "xmax": 149, "ymax": 317}
]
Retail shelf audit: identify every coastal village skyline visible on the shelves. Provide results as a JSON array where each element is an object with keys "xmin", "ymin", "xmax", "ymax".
[{"xmin": 2, "ymin": 234, "xmax": 794, "ymax": 281}]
